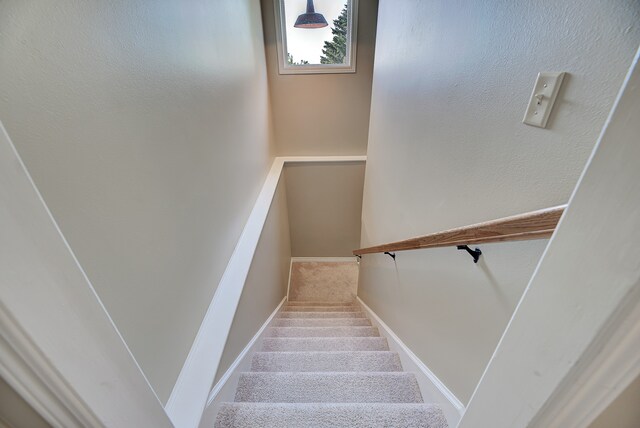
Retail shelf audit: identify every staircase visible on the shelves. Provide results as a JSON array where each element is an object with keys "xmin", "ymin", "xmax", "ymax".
[{"xmin": 214, "ymin": 300, "xmax": 448, "ymax": 427}]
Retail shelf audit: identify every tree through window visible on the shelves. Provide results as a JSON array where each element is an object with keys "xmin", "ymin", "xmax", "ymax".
[{"xmin": 320, "ymin": 5, "xmax": 348, "ymax": 64}]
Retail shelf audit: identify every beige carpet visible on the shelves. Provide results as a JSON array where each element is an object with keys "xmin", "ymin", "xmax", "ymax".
[{"xmin": 288, "ymin": 261, "xmax": 358, "ymax": 302}]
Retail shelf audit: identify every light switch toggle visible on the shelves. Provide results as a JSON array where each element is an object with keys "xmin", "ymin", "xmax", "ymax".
[{"xmin": 523, "ymin": 72, "xmax": 566, "ymax": 128}]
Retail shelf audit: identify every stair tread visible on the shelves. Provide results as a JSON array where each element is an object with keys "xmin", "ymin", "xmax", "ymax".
[
  {"xmin": 272, "ymin": 318, "xmax": 371, "ymax": 327},
  {"xmin": 282, "ymin": 306, "xmax": 362, "ymax": 312},
  {"xmin": 286, "ymin": 301, "xmax": 357, "ymax": 306},
  {"xmin": 265, "ymin": 326, "xmax": 379, "ymax": 337},
  {"xmin": 215, "ymin": 402, "xmax": 448, "ymax": 428},
  {"xmin": 235, "ymin": 372, "xmax": 423, "ymax": 403},
  {"xmin": 277, "ymin": 311, "xmax": 367, "ymax": 319},
  {"xmin": 251, "ymin": 351, "xmax": 402, "ymax": 372},
  {"xmin": 213, "ymin": 292, "xmax": 446, "ymax": 426},
  {"xmin": 261, "ymin": 337, "xmax": 389, "ymax": 352}
]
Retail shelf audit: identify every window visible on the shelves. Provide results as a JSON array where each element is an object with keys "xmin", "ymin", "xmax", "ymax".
[{"xmin": 274, "ymin": 0, "xmax": 358, "ymax": 74}]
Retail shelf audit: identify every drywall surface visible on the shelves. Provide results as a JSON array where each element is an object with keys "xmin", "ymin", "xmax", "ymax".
[
  {"xmin": 0, "ymin": 376, "xmax": 51, "ymax": 428},
  {"xmin": 261, "ymin": 0, "xmax": 378, "ymax": 155},
  {"xmin": 289, "ymin": 260, "xmax": 359, "ymax": 302},
  {"xmin": 359, "ymin": 0, "xmax": 640, "ymax": 404},
  {"xmin": 358, "ymin": 240, "xmax": 547, "ymax": 403},
  {"xmin": 459, "ymin": 49, "xmax": 640, "ymax": 426},
  {"xmin": 589, "ymin": 374, "xmax": 640, "ymax": 428},
  {"xmin": 0, "ymin": 0, "xmax": 274, "ymax": 402},
  {"xmin": 214, "ymin": 181, "xmax": 291, "ymax": 384},
  {"xmin": 285, "ymin": 162, "xmax": 365, "ymax": 256}
]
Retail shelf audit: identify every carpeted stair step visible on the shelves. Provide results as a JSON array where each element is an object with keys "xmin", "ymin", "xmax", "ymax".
[
  {"xmin": 215, "ymin": 402, "xmax": 448, "ymax": 428},
  {"xmin": 251, "ymin": 351, "xmax": 402, "ymax": 372},
  {"xmin": 261, "ymin": 337, "xmax": 389, "ymax": 352},
  {"xmin": 286, "ymin": 301, "xmax": 356, "ymax": 306},
  {"xmin": 277, "ymin": 311, "xmax": 367, "ymax": 319},
  {"xmin": 265, "ymin": 326, "xmax": 379, "ymax": 337},
  {"xmin": 282, "ymin": 306, "xmax": 361, "ymax": 312},
  {"xmin": 271, "ymin": 318, "xmax": 371, "ymax": 327},
  {"xmin": 235, "ymin": 372, "xmax": 423, "ymax": 403}
]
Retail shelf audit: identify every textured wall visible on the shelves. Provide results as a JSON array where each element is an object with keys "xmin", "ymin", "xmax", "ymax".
[
  {"xmin": 359, "ymin": 0, "xmax": 640, "ymax": 403},
  {"xmin": 0, "ymin": 0, "xmax": 274, "ymax": 402},
  {"xmin": 261, "ymin": 0, "xmax": 378, "ymax": 155},
  {"xmin": 215, "ymin": 182, "xmax": 292, "ymax": 383},
  {"xmin": 285, "ymin": 162, "xmax": 365, "ymax": 257}
]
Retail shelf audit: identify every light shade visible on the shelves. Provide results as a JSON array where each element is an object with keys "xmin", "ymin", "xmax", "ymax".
[{"xmin": 294, "ymin": 0, "xmax": 328, "ymax": 29}]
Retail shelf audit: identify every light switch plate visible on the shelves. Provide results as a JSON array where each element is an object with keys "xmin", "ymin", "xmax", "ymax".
[{"xmin": 523, "ymin": 72, "xmax": 566, "ymax": 128}]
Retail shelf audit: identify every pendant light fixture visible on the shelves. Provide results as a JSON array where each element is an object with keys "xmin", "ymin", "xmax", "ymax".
[{"xmin": 294, "ymin": 0, "xmax": 328, "ymax": 29}]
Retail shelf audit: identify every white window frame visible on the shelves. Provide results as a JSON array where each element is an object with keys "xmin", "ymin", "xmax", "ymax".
[{"xmin": 273, "ymin": 0, "xmax": 358, "ymax": 75}]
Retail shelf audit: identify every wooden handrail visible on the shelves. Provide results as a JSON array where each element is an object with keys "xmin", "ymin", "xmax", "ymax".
[{"xmin": 353, "ymin": 205, "xmax": 566, "ymax": 256}]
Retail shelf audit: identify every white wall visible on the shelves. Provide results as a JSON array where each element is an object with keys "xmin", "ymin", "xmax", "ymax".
[
  {"xmin": 359, "ymin": 0, "xmax": 640, "ymax": 404},
  {"xmin": 261, "ymin": 0, "xmax": 378, "ymax": 155},
  {"xmin": 0, "ymin": 0, "xmax": 274, "ymax": 402},
  {"xmin": 214, "ymin": 181, "xmax": 292, "ymax": 384},
  {"xmin": 285, "ymin": 162, "xmax": 365, "ymax": 257}
]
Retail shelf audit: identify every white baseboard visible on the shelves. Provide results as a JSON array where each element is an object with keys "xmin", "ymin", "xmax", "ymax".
[
  {"xmin": 357, "ymin": 297, "xmax": 465, "ymax": 427},
  {"xmin": 286, "ymin": 259, "xmax": 293, "ymax": 301},
  {"xmin": 197, "ymin": 298, "xmax": 286, "ymax": 428}
]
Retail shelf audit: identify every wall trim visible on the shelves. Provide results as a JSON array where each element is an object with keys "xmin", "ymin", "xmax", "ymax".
[
  {"xmin": 273, "ymin": 0, "xmax": 359, "ymax": 75},
  {"xmin": 166, "ymin": 156, "xmax": 366, "ymax": 428},
  {"xmin": 356, "ymin": 297, "xmax": 465, "ymax": 427},
  {"xmin": 165, "ymin": 158, "xmax": 285, "ymax": 428},
  {"xmin": 197, "ymin": 297, "xmax": 287, "ymax": 428}
]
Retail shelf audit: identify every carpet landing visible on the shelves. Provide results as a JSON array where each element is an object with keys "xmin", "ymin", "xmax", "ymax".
[{"xmin": 214, "ymin": 301, "xmax": 448, "ymax": 427}]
